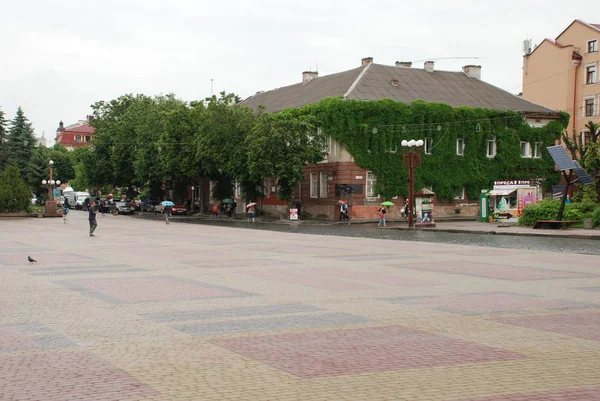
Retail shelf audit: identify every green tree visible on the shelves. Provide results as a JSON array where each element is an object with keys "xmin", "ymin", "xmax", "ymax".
[
  {"xmin": 0, "ymin": 107, "xmax": 9, "ymax": 172},
  {"xmin": 25, "ymin": 146, "xmax": 51, "ymax": 198},
  {"xmin": 245, "ymin": 113, "xmax": 325, "ymax": 200},
  {"xmin": 0, "ymin": 162, "xmax": 32, "ymax": 212},
  {"xmin": 562, "ymin": 121, "xmax": 600, "ymax": 202},
  {"xmin": 7, "ymin": 107, "xmax": 36, "ymax": 172}
]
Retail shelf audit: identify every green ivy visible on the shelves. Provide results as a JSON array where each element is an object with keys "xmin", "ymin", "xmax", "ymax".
[{"xmin": 286, "ymin": 98, "xmax": 567, "ymax": 200}]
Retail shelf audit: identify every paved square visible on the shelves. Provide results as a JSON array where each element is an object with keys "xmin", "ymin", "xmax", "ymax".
[
  {"xmin": 55, "ymin": 276, "xmax": 252, "ymax": 303},
  {"xmin": 386, "ymin": 292, "xmax": 594, "ymax": 314},
  {"xmin": 211, "ymin": 326, "xmax": 526, "ymax": 378},
  {"xmin": 1, "ymin": 211, "xmax": 599, "ymax": 401}
]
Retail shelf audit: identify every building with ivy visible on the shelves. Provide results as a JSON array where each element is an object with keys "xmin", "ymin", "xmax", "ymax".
[{"xmin": 242, "ymin": 57, "xmax": 566, "ymax": 219}]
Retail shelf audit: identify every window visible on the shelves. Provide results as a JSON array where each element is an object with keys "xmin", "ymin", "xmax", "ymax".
[
  {"xmin": 454, "ymin": 188, "xmax": 465, "ymax": 200},
  {"xmin": 533, "ymin": 142, "xmax": 543, "ymax": 158},
  {"xmin": 520, "ymin": 141, "xmax": 531, "ymax": 158},
  {"xmin": 75, "ymin": 135, "xmax": 81, "ymax": 143},
  {"xmin": 588, "ymin": 39, "xmax": 598, "ymax": 53},
  {"xmin": 585, "ymin": 98, "xmax": 595, "ymax": 117},
  {"xmin": 586, "ymin": 65, "xmax": 596, "ymax": 84},
  {"xmin": 390, "ymin": 144, "xmax": 397, "ymax": 153},
  {"xmin": 486, "ymin": 136, "xmax": 497, "ymax": 158},
  {"xmin": 424, "ymin": 137, "xmax": 433, "ymax": 154},
  {"xmin": 263, "ymin": 178, "xmax": 270, "ymax": 196},
  {"xmin": 319, "ymin": 172, "xmax": 328, "ymax": 198},
  {"xmin": 235, "ymin": 181, "xmax": 241, "ymax": 198},
  {"xmin": 456, "ymin": 138, "xmax": 464, "ymax": 155},
  {"xmin": 310, "ymin": 173, "xmax": 318, "ymax": 198},
  {"xmin": 582, "ymin": 130, "xmax": 592, "ymax": 145},
  {"xmin": 366, "ymin": 171, "xmax": 377, "ymax": 198},
  {"xmin": 85, "ymin": 135, "xmax": 91, "ymax": 142}
]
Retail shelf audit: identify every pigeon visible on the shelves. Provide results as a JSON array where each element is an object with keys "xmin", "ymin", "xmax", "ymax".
[{"xmin": 28, "ymin": 256, "xmax": 37, "ymax": 264}]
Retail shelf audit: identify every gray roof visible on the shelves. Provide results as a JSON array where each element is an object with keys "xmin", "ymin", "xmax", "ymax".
[{"xmin": 241, "ymin": 63, "xmax": 557, "ymax": 115}]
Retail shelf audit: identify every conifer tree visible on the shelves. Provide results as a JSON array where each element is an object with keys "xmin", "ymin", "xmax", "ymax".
[
  {"xmin": 7, "ymin": 107, "xmax": 36, "ymax": 172},
  {"xmin": 0, "ymin": 107, "xmax": 8, "ymax": 172}
]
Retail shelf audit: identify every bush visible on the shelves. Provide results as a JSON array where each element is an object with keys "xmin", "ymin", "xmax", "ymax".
[
  {"xmin": 0, "ymin": 163, "xmax": 32, "ymax": 213},
  {"xmin": 592, "ymin": 207, "xmax": 600, "ymax": 228},
  {"xmin": 519, "ymin": 199, "xmax": 584, "ymax": 226}
]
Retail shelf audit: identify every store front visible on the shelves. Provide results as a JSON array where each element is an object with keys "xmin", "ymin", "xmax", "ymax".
[{"xmin": 484, "ymin": 180, "xmax": 542, "ymax": 222}]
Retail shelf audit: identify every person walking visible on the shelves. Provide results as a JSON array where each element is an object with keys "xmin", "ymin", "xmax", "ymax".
[
  {"xmin": 63, "ymin": 202, "xmax": 70, "ymax": 224},
  {"xmin": 89, "ymin": 201, "xmax": 98, "ymax": 236},
  {"xmin": 164, "ymin": 205, "xmax": 171, "ymax": 225},
  {"xmin": 340, "ymin": 202, "xmax": 349, "ymax": 221},
  {"xmin": 247, "ymin": 202, "xmax": 256, "ymax": 223},
  {"xmin": 377, "ymin": 205, "xmax": 387, "ymax": 227}
]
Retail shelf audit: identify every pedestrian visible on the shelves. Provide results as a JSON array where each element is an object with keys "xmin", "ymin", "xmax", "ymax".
[
  {"xmin": 340, "ymin": 202, "xmax": 349, "ymax": 221},
  {"xmin": 247, "ymin": 202, "xmax": 256, "ymax": 223},
  {"xmin": 212, "ymin": 204, "xmax": 220, "ymax": 218},
  {"xmin": 89, "ymin": 201, "xmax": 98, "ymax": 236},
  {"xmin": 164, "ymin": 204, "xmax": 171, "ymax": 225},
  {"xmin": 377, "ymin": 205, "xmax": 387, "ymax": 227},
  {"xmin": 402, "ymin": 200, "xmax": 409, "ymax": 219},
  {"xmin": 63, "ymin": 202, "xmax": 70, "ymax": 224}
]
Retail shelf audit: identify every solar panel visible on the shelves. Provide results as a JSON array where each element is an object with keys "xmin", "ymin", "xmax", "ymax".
[
  {"xmin": 572, "ymin": 160, "xmax": 595, "ymax": 185},
  {"xmin": 546, "ymin": 146, "xmax": 576, "ymax": 171}
]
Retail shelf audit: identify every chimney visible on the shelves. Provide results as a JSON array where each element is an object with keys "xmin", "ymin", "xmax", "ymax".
[
  {"xmin": 86, "ymin": 115, "xmax": 94, "ymax": 122},
  {"xmin": 395, "ymin": 61, "xmax": 412, "ymax": 68},
  {"xmin": 462, "ymin": 65, "xmax": 481, "ymax": 79},
  {"xmin": 361, "ymin": 57, "xmax": 374, "ymax": 66},
  {"xmin": 302, "ymin": 71, "xmax": 318, "ymax": 83},
  {"xmin": 424, "ymin": 61, "xmax": 434, "ymax": 73},
  {"xmin": 57, "ymin": 121, "xmax": 65, "ymax": 132}
]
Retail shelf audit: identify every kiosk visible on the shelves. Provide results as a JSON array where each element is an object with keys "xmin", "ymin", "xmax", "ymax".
[
  {"xmin": 414, "ymin": 188, "xmax": 436, "ymax": 228},
  {"xmin": 485, "ymin": 180, "xmax": 542, "ymax": 222}
]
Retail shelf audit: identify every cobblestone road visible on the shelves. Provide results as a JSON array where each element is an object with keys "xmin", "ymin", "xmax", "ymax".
[{"xmin": 1, "ymin": 212, "xmax": 599, "ymax": 401}]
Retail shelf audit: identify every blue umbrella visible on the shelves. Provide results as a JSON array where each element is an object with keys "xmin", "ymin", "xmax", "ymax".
[{"xmin": 161, "ymin": 201, "xmax": 175, "ymax": 207}]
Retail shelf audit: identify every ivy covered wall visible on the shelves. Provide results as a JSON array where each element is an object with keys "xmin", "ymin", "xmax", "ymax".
[{"xmin": 283, "ymin": 98, "xmax": 569, "ymax": 201}]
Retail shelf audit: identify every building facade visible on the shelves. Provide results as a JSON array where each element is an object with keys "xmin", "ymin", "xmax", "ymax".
[
  {"xmin": 522, "ymin": 20, "xmax": 600, "ymax": 142},
  {"xmin": 55, "ymin": 117, "xmax": 96, "ymax": 150},
  {"xmin": 243, "ymin": 57, "xmax": 562, "ymax": 219}
]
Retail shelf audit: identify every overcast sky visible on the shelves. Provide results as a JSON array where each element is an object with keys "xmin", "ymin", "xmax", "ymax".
[{"xmin": 1, "ymin": 0, "xmax": 596, "ymax": 144}]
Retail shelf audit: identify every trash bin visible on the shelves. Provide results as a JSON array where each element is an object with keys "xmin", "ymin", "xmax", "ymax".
[{"xmin": 584, "ymin": 218, "xmax": 593, "ymax": 230}]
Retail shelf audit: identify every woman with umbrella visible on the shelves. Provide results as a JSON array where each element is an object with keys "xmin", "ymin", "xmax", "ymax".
[
  {"xmin": 247, "ymin": 201, "xmax": 257, "ymax": 223},
  {"xmin": 378, "ymin": 201, "xmax": 394, "ymax": 227},
  {"xmin": 161, "ymin": 200, "xmax": 174, "ymax": 225}
]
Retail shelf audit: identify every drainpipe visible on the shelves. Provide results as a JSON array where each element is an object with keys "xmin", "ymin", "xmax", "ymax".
[{"xmin": 571, "ymin": 52, "xmax": 583, "ymax": 136}]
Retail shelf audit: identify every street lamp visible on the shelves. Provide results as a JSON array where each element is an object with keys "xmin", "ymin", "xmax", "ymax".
[
  {"xmin": 41, "ymin": 160, "xmax": 60, "ymax": 216},
  {"xmin": 401, "ymin": 139, "xmax": 424, "ymax": 228},
  {"xmin": 191, "ymin": 185, "xmax": 195, "ymax": 213}
]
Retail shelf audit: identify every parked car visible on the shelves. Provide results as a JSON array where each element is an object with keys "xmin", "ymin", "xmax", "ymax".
[
  {"xmin": 170, "ymin": 205, "xmax": 187, "ymax": 215},
  {"xmin": 114, "ymin": 201, "xmax": 134, "ymax": 215},
  {"xmin": 73, "ymin": 192, "xmax": 91, "ymax": 210}
]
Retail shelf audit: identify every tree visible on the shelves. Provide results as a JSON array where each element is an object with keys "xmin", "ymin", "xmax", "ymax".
[
  {"xmin": 6, "ymin": 107, "xmax": 36, "ymax": 172},
  {"xmin": 562, "ymin": 121, "xmax": 600, "ymax": 201},
  {"xmin": 245, "ymin": 113, "xmax": 326, "ymax": 200},
  {"xmin": 25, "ymin": 146, "xmax": 51, "ymax": 198},
  {"xmin": 0, "ymin": 163, "xmax": 32, "ymax": 213},
  {"xmin": 0, "ymin": 107, "xmax": 9, "ymax": 172}
]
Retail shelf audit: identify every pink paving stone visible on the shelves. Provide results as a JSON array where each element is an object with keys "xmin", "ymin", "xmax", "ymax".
[
  {"xmin": 0, "ymin": 351, "xmax": 156, "ymax": 401},
  {"xmin": 399, "ymin": 293, "xmax": 584, "ymax": 314},
  {"xmin": 400, "ymin": 261, "xmax": 594, "ymax": 280},
  {"xmin": 71, "ymin": 277, "xmax": 240, "ymax": 302},
  {"xmin": 458, "ymin": 386, "xmax": 600, "ymax": 401},
  {"xmin": 491, "ymin": 311, "xmax": 600, "ymax": 342},
  {"xmin": 0, "ymin": 327, "xmax": 36, "ymax": 349},
  {"xmin": 211, "ymin": 325, "xmax": 526, "ymax": 378},
  {"xmin": 0, "ymin": 302, "xmax": 13, "ymax": 313},
  {"xmin": 241, "ymin": 270, "xmax": 377, "ymax": 291},
  {"xmin": 322, "ymin": 267, "xmax": 440, "ymax": 287},
  {"xmin": 0, "ymin": 252, "xmax": 92, "ymax": 265}
]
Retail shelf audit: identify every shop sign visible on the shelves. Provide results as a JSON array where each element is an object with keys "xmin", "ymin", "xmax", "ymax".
[{"xmin": 494, "ymin": 180, "xmax": 533, "ymax": 186}]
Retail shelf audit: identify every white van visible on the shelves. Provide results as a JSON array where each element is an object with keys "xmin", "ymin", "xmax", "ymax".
[{"xmin": 73, "ymin": 192, "xmax": 91, "ymax": 210}]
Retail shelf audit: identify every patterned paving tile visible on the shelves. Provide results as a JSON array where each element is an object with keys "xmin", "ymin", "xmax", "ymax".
[
  {"xmin": 28, "ymin": 268, "xmax": 144, "ymax": 276},
  {"xmin": 240, "ymin": 269, "xmax": 378, "ymax": 291},
  {"xmin": 173, "ymin": 312, "xmax": 371, "ymax": 336},
  {"xmin": 0, "ymin": 351, "xmax": 156, "ymax": 401},
  {"xmin": 457, "ymin": 386, "xmax": 600, "ymax": 400},
  {"xmin": 211, "ymin": 325, "xmax": 526, "ymax": 378},
  {"xmin": 491, "ymin": 311, "xmax": 600, "ymax": 342},
  {"xmin": 179, "ymin": 258, "xmax": 297, "ymax": 268},
  {"xmin": 385, "ymin": 292, "xmax": 595, "ymax": 315},
  {"xmin": 322, "ymin": 267, "xmax": 440, "ymax": 287},
  {"xmin": 395, "ymin": 261, "xmax": 596, "ymax": 280},
  {"xmin": 579, "ymin": 286, "xmax": 600, "ymax": 293},
  {"xmin": 142, "ymin": 303, "xmax": 322, "ymax": 322},
  {"xmin": 0, "ymin": 323, "xmax": 75, "ymax": 353},
  {"xmin": 54, "ymin": 276, "xmax": 254, "ymax": 304},
  {"xmin": 0, "ymin": 252, "xmax": 100, "ymax": 266}
]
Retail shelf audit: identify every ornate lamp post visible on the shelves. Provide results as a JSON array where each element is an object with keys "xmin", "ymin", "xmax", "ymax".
[
  {"xmin": 41, "ymin": 160, "xmax": 61, "ymax": 216},
  {"xmin": 191, "ymin": 185, "xmax": 195, "ymax": 213},
  {"xmin": 401, "ymin": 139, "xmax": 423, "ymax": 228}
]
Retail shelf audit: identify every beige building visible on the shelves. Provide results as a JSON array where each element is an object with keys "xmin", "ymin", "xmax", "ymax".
[{"xmin": 522, "ymin": 19, "xmax": 600, "ymax": 142}]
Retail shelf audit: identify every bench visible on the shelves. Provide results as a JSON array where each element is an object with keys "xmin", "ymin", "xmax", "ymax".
[{"xmin": 532, "ymin": 220, "xmax": 580, "ymax": 230}]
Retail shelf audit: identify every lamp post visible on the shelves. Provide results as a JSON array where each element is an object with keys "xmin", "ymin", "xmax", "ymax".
[
  {"xmin": 401, "ymin": 139, "xmax": 423, "ymax": 228},
  {"xmin": 191, "ymin": 185, "xmax": 195, "ymax": 213},
  {"xmin": 41, "ymin": 160, "xmax": 61, "ymax": 216}
]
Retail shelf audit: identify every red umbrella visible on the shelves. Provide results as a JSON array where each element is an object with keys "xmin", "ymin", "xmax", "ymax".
[{"xmin": 337, "ymin": 200, "xmax": 347, "ymax": 204}]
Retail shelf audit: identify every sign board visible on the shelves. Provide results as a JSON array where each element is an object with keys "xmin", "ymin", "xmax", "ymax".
[
  {"xmin": 494, "ymin": 180, "xmax": 534, "ymax": 186},
  {"xmin": 355, "ymin": 176, "xmax": 363, "ymax": 179},
  {"xmin": 289, "ymin": 208, "xmax": 298, "ymax": 220}
]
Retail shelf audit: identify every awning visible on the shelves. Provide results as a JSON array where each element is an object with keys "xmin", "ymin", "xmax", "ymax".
[{"xmin": 488, "ymin": 188, "xmax": 517, "ymax": 196}]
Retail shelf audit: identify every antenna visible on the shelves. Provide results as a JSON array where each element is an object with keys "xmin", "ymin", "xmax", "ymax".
[{"xmin": 522, "ymin": 39, "xmax": 532, "ymax": 55}]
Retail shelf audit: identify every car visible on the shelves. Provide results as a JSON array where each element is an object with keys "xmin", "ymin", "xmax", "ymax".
[
  {"xmin": 114, "ymin": 201, "xmax": 134, "ymax": 215},
  {"xmin": 170, "ymin": 205, "xmax": 187, "ymax": 215},
  {"xmin": 141, "ymin": 200, "xmax": 158, "ymax": 213}
]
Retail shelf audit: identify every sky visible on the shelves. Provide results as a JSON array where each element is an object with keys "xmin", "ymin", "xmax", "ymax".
[{"xmin": 1, "ymin": 0, "xmax": 597, "ymax": 145}]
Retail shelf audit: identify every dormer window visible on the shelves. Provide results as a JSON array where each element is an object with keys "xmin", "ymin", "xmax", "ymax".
[
  {"xmin": 588, "ymin": 39, "xmax": 598, "ymax": 53},
  {"xmin": 391, "ymin": 79, "xmax": 399, "ymax": 87}
]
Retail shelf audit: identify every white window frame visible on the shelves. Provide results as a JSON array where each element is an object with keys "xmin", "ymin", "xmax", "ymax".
[
  {"xmin": 310, "ymin": 173, "xmax": 318, "ymax": 198},
  {"xmin": 454, "ymin": 188, "xmax": 465, "ymax": 200},
  {"xmin": 581, "ymin": 129, "xmax": 591, "ymax": 146},
  {"xmin": 366, "ymin": 171, "xmax": 378, "ymax": 199},
  {"xmin": 456, "ymin": 138, "xmax": 464, "ymax": 156},
  {"xmin": 75, "ymin": 135, "xmax": 81, "ymax": 143},
  {"xmin": 486, "ymin": 136, "xmax": 497, "ymax": 158},
  {"xmin": 390, "ymin": 144, "xmax": 397, "ymax": 153},
  {"xmin": 584, "ymin": 63, "xmax": 596, "ymax": 85},
  {"xmin": 235, "ymin": 181, "xmax": 241, "ymax": 198},
  {"xmin": 520, "ymin": 141, "xmax": 531, "ymax": 158},
  {"xmin": 328, "ymin": 136, "xmax": 337, "ymax": 156},
  {"xmin": 424, "ymin": 137, "xmax": 433, "ymax": 155},
  {"xmin": 533, "ymin": 142, "xmax": 543, "ymax": 159},
  {"xmin": 584, "ymin": 96, "xmax": 595, "ymax": 117},
  {"xmin": 319, "ymin": 172, "xmax": 328, "ymax": 198},
  {"xmin": 587, "ymin": 39, "xmax": 598, "ymax": 54}
]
